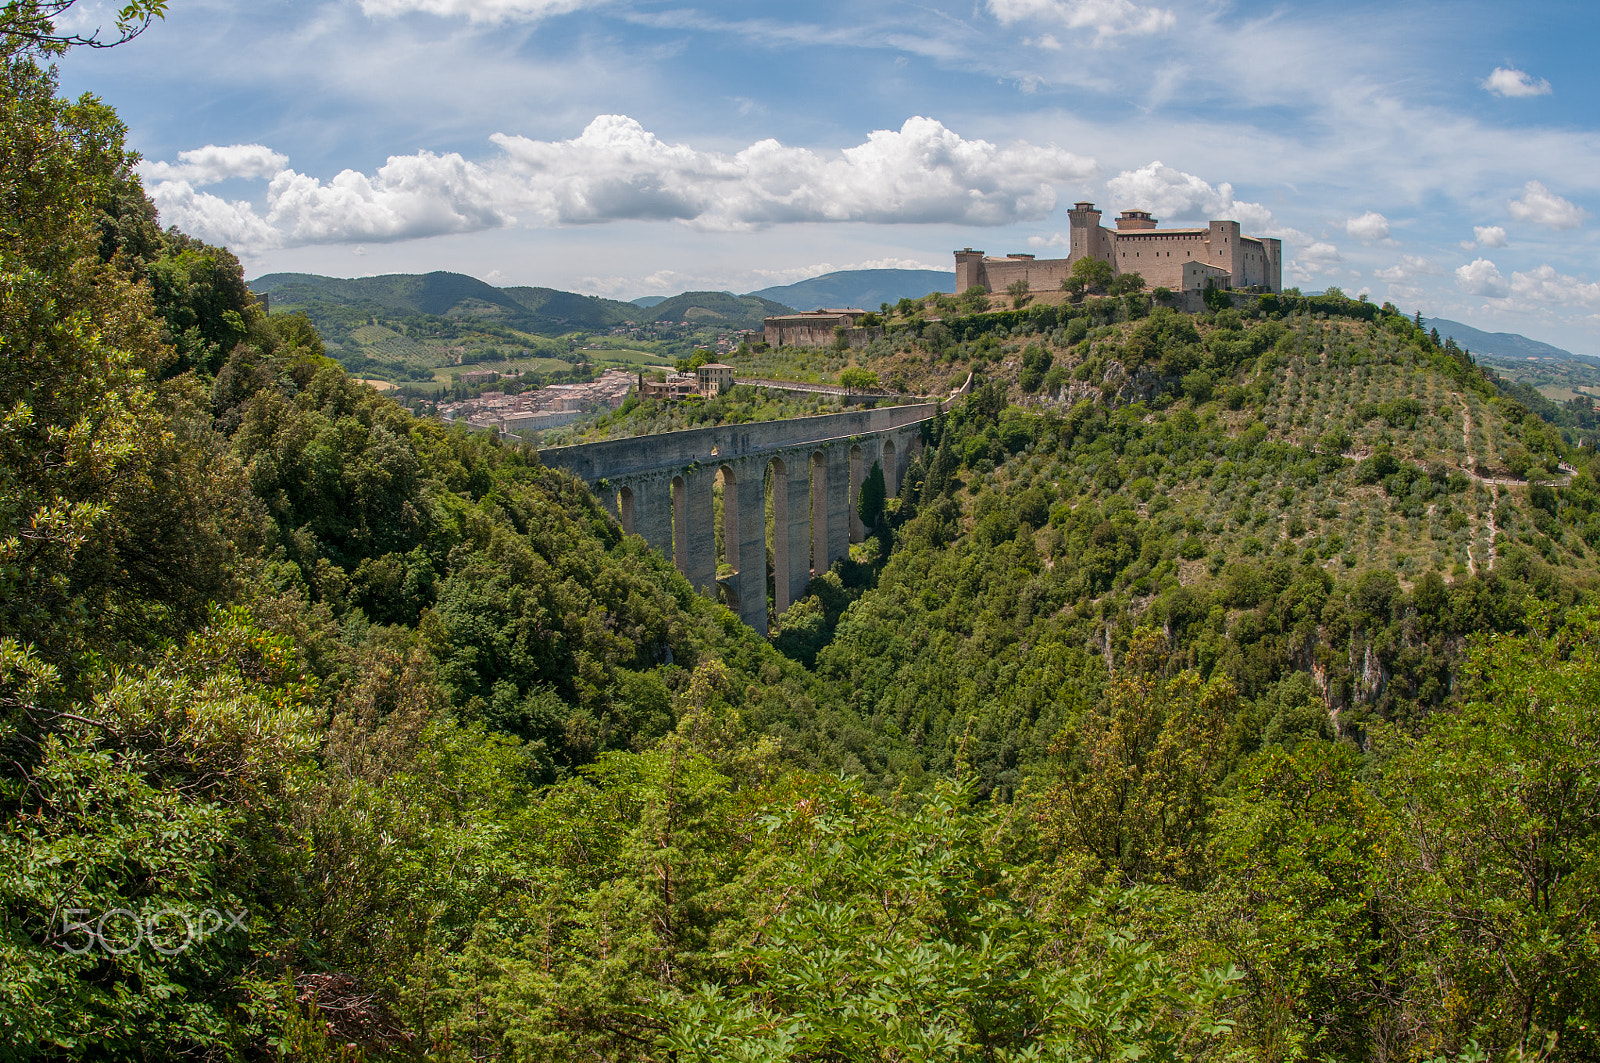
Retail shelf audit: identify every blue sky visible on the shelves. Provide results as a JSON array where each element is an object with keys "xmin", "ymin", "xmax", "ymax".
[{"xmin": 55, "ymin": 0, "xmax": 1600, "ymax": 353}]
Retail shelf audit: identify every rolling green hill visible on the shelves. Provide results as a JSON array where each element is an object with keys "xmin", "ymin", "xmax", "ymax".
[{"xmin": 253, "ymin": 270, "xmax": 639, "ymax": 329}]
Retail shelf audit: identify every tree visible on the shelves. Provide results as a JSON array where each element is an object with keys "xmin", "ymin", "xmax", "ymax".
[
  {"xmin": 0, "ymin": 46, "xmax": 254, "ymax": 674},
  {"xmin": 1379, "ymin": 608, "xmax": 1600, "ymax": 1055},
  {"xmin": 1, "ymin": 0, "xmax": 166, "ymax": 55},
  {"xmin": 1040, "ymin": 629, "xmax": 1237, "ymax": 887},
  {"xmin": 837, "ymin": 367, "xmax": 879, "ymax": 392},
  {"xmin": 1020, "ymin": 343, "xmax": 1053, "ymax": 392},
  {"xmin": 1110, "ymin": 271, "xmax": 1146, "ymax": 296},
  {"xmin": 1208, "ymin": 742, "xmax": 1386, "ymax": 1058},
  {"xmin": 658, "ymin": 777, "xmax": 1242, "ymax": 1062},
  {"xmin": 959, "ymin": 285, "xmax": 991, "ymax": 315},
  {"xmin": 1006, "ymin": 278, "xmax": 1032, "ymax": 309},
  {"xmin": 1063, "ymin": 256, "xmax": 1114, "ymax": 298},
  {"xmin": 856, "ymin": 461, "xmax": 886, "ymax": 531}
]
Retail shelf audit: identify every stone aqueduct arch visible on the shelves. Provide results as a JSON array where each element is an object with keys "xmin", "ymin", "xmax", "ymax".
[{"xmin": 539, "ymin": 404, "xmax": 936, "ymax": 631}]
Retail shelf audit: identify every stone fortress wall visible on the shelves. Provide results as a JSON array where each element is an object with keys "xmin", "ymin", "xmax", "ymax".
[
  {"xmin": 765, "ymin": 309, "xmax": 883, "ymax": 349},
  {"xmin": 957, "ymin": 202, "xmax": 1282, "ymax": 296}
]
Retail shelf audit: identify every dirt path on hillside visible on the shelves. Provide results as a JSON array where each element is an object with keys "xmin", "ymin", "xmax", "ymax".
[
  {"xmin": 1460, "ymin": 403, "xmax": 1573, "ymax": 487},
  {"xmin": 1485, "ymin": 507, "xmax": 1498, "ymax": 572}
]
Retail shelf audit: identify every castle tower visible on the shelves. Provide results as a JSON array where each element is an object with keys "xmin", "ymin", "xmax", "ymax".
[
  {"xmin": 1067, "ymin": 202, "xmax": 1105, "ymax": 263},
  {"xmin": 1209, "ymin": 220, "xmax": 1243, "ymax": 287},
  {"xmin": 1262, "ymin": 238, "xmax": 1283, "ymax": 292},
  {"xmin": 955, "ymin": 248, "xmax": 986, "ymax": 292}
]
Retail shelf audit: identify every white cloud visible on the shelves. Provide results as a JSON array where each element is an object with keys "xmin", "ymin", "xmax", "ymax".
[
  {"xmin": 1509, "ymin": 264, "xmax": 1600, "ymax": 307},
  {"xmin": 1105, "ymin": 161, "xmax": 1302, "ymax": 241},
  {"xmin": 266, "ymin": 149, "xmax": 515, "ymax": 245},
  {"xmin": 491, "ymin": 115, "xmax": 1097, "ymax": 228},
  {"xmin": 145, "ymin": 181, "xmax": 281, "ymax": 250},
  {"xmin": 142, "ymin": 116, "xmax": 1100, "ymax": 251},
  {"xmin": 986, "ymin": 0, "xmax": 1175, "ymax": 44},
  {"xmin": 1298, "ymin": 241, "xmax": 1342, "ymax": 267},
  {"xmin": 1373, "ymin": 254, "xmax": 1442, "ymax": 282},
  {"xmin": 358, "ymin": 0, "xmax": 598, "ymax": 22},
  {"xmin": 1456, "ymin": 258, "xmax": 1509, "ymax": 298},
  {"xmin": 1471, "ymin": 224, "xmax": 1507, "ymax": 248},
  {"xmin": 1481, "ymin": 67, "xmax": 1551, "ymax": 98},
  {"xmin": 138, "ymin": 144, "xmax": 288, "ymax": 185},
  {"xmin": 1344, "ymin": 211, "xmax": 1391, "ymax": 242},
  {"xmin": 1508, "ymin": 181, "xmax": 1586, "ymax": 230}
]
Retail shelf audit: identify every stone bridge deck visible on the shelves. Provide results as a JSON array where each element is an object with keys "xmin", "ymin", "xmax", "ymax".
[{"xmin": 540, "ymin": 404, "xmax": 937, "ymax": 631}]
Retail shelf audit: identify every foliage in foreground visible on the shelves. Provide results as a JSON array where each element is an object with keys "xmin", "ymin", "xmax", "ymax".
[{"xmin": 3, "ymin": 17, "xmax": 1600, "ymax": 1061}]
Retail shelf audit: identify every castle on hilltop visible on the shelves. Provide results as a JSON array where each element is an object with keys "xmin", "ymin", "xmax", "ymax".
[{"xmin": 956, "ymin": 202, "xmax": 1282, "ymax": 296}]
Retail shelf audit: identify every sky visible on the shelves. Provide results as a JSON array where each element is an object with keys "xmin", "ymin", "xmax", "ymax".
[{"xmin": 53, "ymin": 0, "xmax": 1600, "ymax": 354}]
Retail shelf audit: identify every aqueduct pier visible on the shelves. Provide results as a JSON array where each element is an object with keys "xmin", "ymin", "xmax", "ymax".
[{"xmin": 539, "ymin": 404, "xmax": 937, "ymax": 631}]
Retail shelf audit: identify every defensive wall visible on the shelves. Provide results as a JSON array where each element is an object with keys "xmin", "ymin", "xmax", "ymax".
[
  {"xmin": 765, "ymin": 309, "xmax": 884, "ymax": 349},
  {"xmin": 539, "ymin": 404, "xmax": 936, "ymax": 631},
  {"xmin": 957, "ymin": 202, "xmax": 1282, "ymax": 296}
]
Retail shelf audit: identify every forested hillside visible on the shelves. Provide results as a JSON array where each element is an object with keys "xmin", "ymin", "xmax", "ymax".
[{"xmin": 4, "ymin": 13, "xmax": 1600, "ymax": 1063}]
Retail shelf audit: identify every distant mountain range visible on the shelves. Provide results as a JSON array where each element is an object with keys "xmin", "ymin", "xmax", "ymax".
[
  {"xmin": 744, "ymin": 268, "xmax": 954, "ymax": 311},
  {"xmin": 250, "ymin": 272, "xmax": 797, "ymax": 333},
  {"xmin": 249, "ymin": 267, "xmax": 967, "ymax": 334},
  {"xmin": 1424, "ymin": 317, "xmax": 1593, "ymax": 366}
]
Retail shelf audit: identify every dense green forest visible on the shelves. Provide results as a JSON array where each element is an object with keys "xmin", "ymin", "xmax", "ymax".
[{"xmin": 4, "ymin": 11, "xmax": 1600, "ymax": 1061}]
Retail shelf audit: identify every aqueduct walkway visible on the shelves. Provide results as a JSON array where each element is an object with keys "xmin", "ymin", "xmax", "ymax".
[{"xmin": 539, "ymin": 404, "xmax": 936, "ymax": 630}]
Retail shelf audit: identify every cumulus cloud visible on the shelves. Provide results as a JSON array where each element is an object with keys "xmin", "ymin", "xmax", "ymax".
[
  {"xmin": 1105, "ymin": 161, "xmax": 1302, "ymax": 241},
  {"xmin": 1481, "ymin": 67, "xmax": 1552, "ymax": 98},
  {"xmin": 141, "ymin": 116, "xmax": 1099, "ymax": 252},
  {"xmin": 1298, "ymin": 242, "xmax": 1342, "ymax": 267},
  {"xmin": 1456, "ymin": 258, "xmax": 1509, "ymax": 298},
  {"xmin": 1452, "ymin": 259, "xmax": 1600, "ymax": 307},
  {"xmin": 138, "ymin": 144, "xmax": 289, "ymax": 185},
  {"xmin": 358, "ymin": 0, "xmax": 599, "ymax": 22},
  {"xmin": 143, "ymin": 180, "xmax": 281, "ymax": 250},
  {"xmin": 1508, "ymin": 181, "xmax": 1586, "ymax": 230},
  {"xmin": 986, "ymin": 0, "xmax": 1175, "ymax": 44},
  {"xmin": 266, "ymin": 150, "xmax": 515, "ymax": 244},
  {"xmin": 1509, "ymin": 264, "xmax": 1600, "ymax": 307},
  {"xmin": 1344, "ymin": 211, "xmax": 1391, "ymax": 242},
  {"xmin": 1471, "ymin": 224, "xmax": 1507, "ymax": 248},
  {"xmin": 1373, "ymin": 254, "xmax": 1443, "ymax": 283}
]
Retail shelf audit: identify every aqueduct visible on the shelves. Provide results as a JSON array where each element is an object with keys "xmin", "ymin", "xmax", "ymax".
[{"xmin": 539, "ymin": 404, "xmax": 936, "ymax": 631}]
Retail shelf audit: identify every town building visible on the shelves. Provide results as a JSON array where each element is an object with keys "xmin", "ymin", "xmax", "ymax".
[
  {"xmin": 638, "ymin": 372, "xmax": 700, "ymax": 400},
  {"xmin": 696, "ymin": 363, "xmax": 734, "ymax": 396},
  {"xmin": 955, "ymin": 203, "xmax": 1282, "ymax": 296}
]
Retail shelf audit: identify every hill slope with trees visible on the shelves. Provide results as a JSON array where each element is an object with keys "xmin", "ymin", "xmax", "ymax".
[{"xmin": 4, "ymin": 11, "xmax": 1600, "ymax": 1061}]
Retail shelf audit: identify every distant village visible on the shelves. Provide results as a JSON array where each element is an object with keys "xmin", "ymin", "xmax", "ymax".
[
  {"xmin": 436, "ymin": 368, "xmax": 638, "ymax": 435},
  {"xmin": 435, "ymin": 363, "xmax": 746, "ymax": 438}
]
